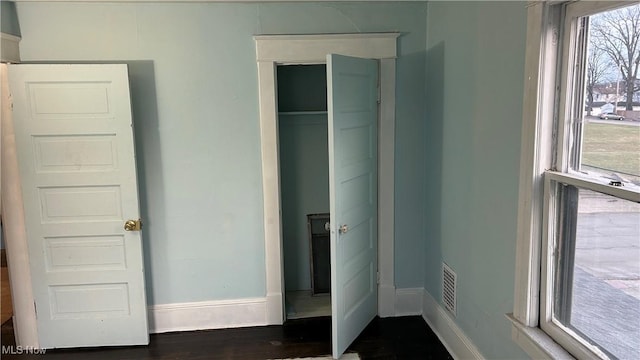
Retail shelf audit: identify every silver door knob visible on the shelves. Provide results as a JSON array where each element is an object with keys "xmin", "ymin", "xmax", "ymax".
[
  {"xmin": 339, "ymin": 224, "xmax": 349, "ymax": 234},
  {"xmin": 325, "ymin": 222, "xmax": 331, "ymax": 232}
]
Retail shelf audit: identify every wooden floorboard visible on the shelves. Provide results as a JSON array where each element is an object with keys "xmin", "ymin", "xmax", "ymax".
[
  {"xmin": 1, "ymin": 256, "xmax": 12, "ymax": 324},
  {"xmin": 1, "ymin": 316, "xmax": 452, "ymax": 359}
]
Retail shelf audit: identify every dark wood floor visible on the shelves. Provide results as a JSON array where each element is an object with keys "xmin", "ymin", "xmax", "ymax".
[{"xmin": 1, "ymin": 316, "xmax": 452, "ymax": 359}]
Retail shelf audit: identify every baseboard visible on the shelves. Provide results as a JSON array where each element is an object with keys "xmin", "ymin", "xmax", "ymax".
[
  {"xmin": 265, "ymin": 292, "xmax": 283, "ymax": 325},
  {"xmin": 1, "ymin": 33, "xmax": 20, "ymax": 63},
  {"xmin": 378, "ymin": 283, "xmax": 396, "ymax": 317},
  {"xmin": 394, "ymin": 287, "xmax": 423, "ymax": 316},
  {"xmin": 148, "ymin": 297, "xmax": 268, "ymax": 334},
  {"xmin": 147, "ymin": 287, "xmax": 483, "ymax": 360},
  {"xmin": 422, "ymin": 289, "xmax": 484, "ymax": 360}
]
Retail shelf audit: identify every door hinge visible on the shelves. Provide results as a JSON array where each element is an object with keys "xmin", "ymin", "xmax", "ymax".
[
  {"xmin": 377, "ymin": 271, "xmax": 380, "ymax": 284},
  {"xmin": 34, "ymin": 301, "xmax": 37, "ymax": 318},
  {"xmin": 377, "ymin": 85, "xmax": 381, "ymax": 104}
]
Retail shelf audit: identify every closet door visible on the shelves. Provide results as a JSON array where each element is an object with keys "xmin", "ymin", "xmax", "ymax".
[{"xmin": 327, "ymin": 54, "xmax": 378, "ymax": 359}]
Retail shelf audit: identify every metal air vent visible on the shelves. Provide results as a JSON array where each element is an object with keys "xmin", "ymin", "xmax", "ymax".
[{"xmin": 442, "ymin": 262, "xmax": 457, "ymax": 317}]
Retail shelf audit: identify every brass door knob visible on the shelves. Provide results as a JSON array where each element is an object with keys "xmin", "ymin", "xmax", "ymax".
[{"xmin": 124, "ymin": 219, "xmax": 142, "ymax": 231}]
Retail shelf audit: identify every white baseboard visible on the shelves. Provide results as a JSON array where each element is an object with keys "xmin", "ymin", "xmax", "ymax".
[
  {"xmin": 378, "ymin": 283, "xmax": 396, "ymax": 317},
  {"xmin": 395, "ymin": 287, "xmax": 423, "ymax": 316},
  {"xmin": 422, "ymin": 289, "xmax": 484, "ymax": 360},
  {"xmin": 265, "ymin": 292, "xmax": 283, "ymax": 325},
  {"xmin": 148, "ymin": 297, "xmax": 268, "ymax": 334},
  {"xmin": 1, "ymin": 33, "xmax": 20, "ymax": 63},
  {"xmin": 147, "ymin": 288, "xmax": 483, "ymax": 360}
]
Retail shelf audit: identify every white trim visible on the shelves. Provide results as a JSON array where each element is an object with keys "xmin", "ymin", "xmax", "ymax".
[
  {"xmin": 148, "ymin": 298, "xmax": 268, "ymax": 334},
  {"xmin": 378, "ymin": 283, "xmax": 396, "ymax": 317},
  {"xmin": 256, "ymin": 59, "xmax": 285, "ymax": 324},
  {"xmin": 507, "ymin": 314, "xmax": 573, "ymax": 360},
  {"xmin": 422, "ymin": 289, "xmax": 484, "ymax": 360},
  {"xmin": 394, "ymin": 288, "xmax": 422, "ymax": 316},
  {"xmin": 545, "ymin": 171, "xmax": 640, "ymax": 203},
  {"xmin": 146, "ymin": 289, "xmax": 486, "ymax": 357},
  {"xmin": 254, "ymin": 33, "xmax": 398, "ymax": 63},
  {"xmin": 377, "ymin": 57, "xmax": 396, "ymax": 318},
  {"xmin": 513, "ymin": 0, "xmax": 559, "ymax": 327},
  {"xmin": 255, "ymin": 33, "xmax": 399, "ymax": 325},
  {"xmin": 265, "ymin": 291, "xmax": 283, "ymax": 325},
  {"xmin": 565, "ymin": 0, "xmax": 631, "ymax": 18},
  {"xmin": 1, "ymin": 33, "xmax": 21, "ymax": 64}
]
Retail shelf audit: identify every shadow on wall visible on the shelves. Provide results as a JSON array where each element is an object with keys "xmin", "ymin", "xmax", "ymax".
[
  {"xmin": 0, "ymin": 1, "xmax": 21, "ymax": 37},
  {"xmin": 424, "ymin": 41, "xmax": 445, "ymax": 298},
  {"xmin": 126, "ymin": 61, "xmax": 164, "ymax": 306}
]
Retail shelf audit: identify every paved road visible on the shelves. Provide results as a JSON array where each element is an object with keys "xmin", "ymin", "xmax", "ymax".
[
  {"xmin": 570, "ymin": 199, "xmax": 640, "ymax": 359},
  {"xmin": 576, "ymin": 212, "xmax": 640, "ymax": 300},
  {"xmin": 585, "ymin": 116, "xmax": 640, "ymax": 127},
  {"xmin": 572, "ymin": 267, "xmax": 639, "ymax": 360}
]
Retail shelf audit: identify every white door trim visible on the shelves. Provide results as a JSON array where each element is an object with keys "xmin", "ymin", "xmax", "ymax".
[{"xmin": 254, "ymin": 33, "xmax": 399, "ymax": 323}]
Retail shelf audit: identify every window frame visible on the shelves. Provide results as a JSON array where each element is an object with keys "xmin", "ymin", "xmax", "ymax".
[{"xmin": 511, "ymin": 1, "xmax": 639, "ymax": 359}]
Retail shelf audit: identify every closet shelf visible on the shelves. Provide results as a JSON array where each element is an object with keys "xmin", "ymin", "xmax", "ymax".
[{"xmin": 278, "ymin": 111, "xmax": 327, "ymax": 116}]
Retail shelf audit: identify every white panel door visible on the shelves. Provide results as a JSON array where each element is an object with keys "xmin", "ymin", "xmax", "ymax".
[
  {"xmin": 8, "ymin": 64, "xmax": 148, "ymax": 348},
  {"xmin": 327, "ymin": 54, "xmax": 378, "ymax": 359}
]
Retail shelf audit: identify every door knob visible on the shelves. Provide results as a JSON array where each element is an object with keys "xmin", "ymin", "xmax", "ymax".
[
  {"xmin": 324, "ymin": 222, "xmax": 331, "ymax": 232},
  {"xmin": 124, "ymin": 219, "xmax": 142, "ymax": 231},
  {"xmin": 339, "ymin": 224, "xmax": 349, "ymax": 234}
]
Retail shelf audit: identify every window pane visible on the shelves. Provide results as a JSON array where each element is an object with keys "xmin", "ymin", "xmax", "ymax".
[
  {"xmin": 555, "ymin": 186, "xmax": 640, "ymax": 359},
  {"xmin": 580, "ymin": 4, "xmax": 640, "ymax": 183}
]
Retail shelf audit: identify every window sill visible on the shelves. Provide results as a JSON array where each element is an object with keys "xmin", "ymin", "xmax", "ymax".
[{"xmin": 506, "ymin": 314, "xmax": 575, "ymax": 360}]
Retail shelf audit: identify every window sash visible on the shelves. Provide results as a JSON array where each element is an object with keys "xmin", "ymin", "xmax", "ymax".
[
  {"xmin": 546, "ymin": 171, "xmax": 640, "ymax": 203},
  {"xmin": 540, "ymin": 171, "xmax": 639, "ymax": 359},
  {"xmin": 556, "ymin": 0, "xmax": 634, "ymax": 175}
]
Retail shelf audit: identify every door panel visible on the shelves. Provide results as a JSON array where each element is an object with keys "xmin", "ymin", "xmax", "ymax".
[
  {"xmin": 327, "ymin": 54, "xmax": 378, "ymax": 359},
  {"xmin": 8, "ymin": 64, "xmax": 148, "ymax": 348}
]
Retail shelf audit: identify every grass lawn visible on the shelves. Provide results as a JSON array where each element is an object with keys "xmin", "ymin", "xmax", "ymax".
[{"xmin": 582, "ymin": 121, "xmax": 640, "ymax": 178}]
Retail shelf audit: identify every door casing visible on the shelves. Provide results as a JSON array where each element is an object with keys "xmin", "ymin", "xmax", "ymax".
[{"xmin": 254, "ymin": 33, "xmax": 399, "ymax": 324}]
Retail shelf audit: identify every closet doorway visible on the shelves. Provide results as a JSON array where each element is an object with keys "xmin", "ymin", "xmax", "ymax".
[
  {"xmin": 255, "ymin": 33, "xmax": 399, "ymax": 359},
  {"xmin": 277, "ymin": 64, "xmax": 331, "ymax": 320}
]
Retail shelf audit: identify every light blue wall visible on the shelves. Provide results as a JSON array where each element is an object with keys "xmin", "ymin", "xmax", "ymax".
[
  {"xmin": 1, "ymin": 1, "xmax": 20, "ymax": 36},
  {"xmin": 14, "ymin": 1, "xmax": 428, "ymax": 304},
  {"xmin": 279, "ymin": 115, "xmax": 329, "ymax": 291},
  {"xmin": 424, "ymin": 2, "xmax": 528, "ymax": 358},
  {"xmin": 11, "ymin": 1, "xmax": 541, "ymax": 357}
]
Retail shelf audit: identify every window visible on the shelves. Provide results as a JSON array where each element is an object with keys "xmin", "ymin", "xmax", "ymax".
[{"xmin": 513, "ymin": 1, "xmax": 640, "ymax": 359}]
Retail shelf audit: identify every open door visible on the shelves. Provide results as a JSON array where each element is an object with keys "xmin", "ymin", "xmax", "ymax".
[
  {"xmin": 8, "ymin": 64, "xmax": 149, "ymax": 348},
  {"xmin": 327, "ymin": 54, "xmax": 378, "ymax": 359}
]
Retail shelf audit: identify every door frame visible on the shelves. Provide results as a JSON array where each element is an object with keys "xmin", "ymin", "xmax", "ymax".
[{"xmin": 254, "ymin": 33, "xmax": 399, "ymax": 324}]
